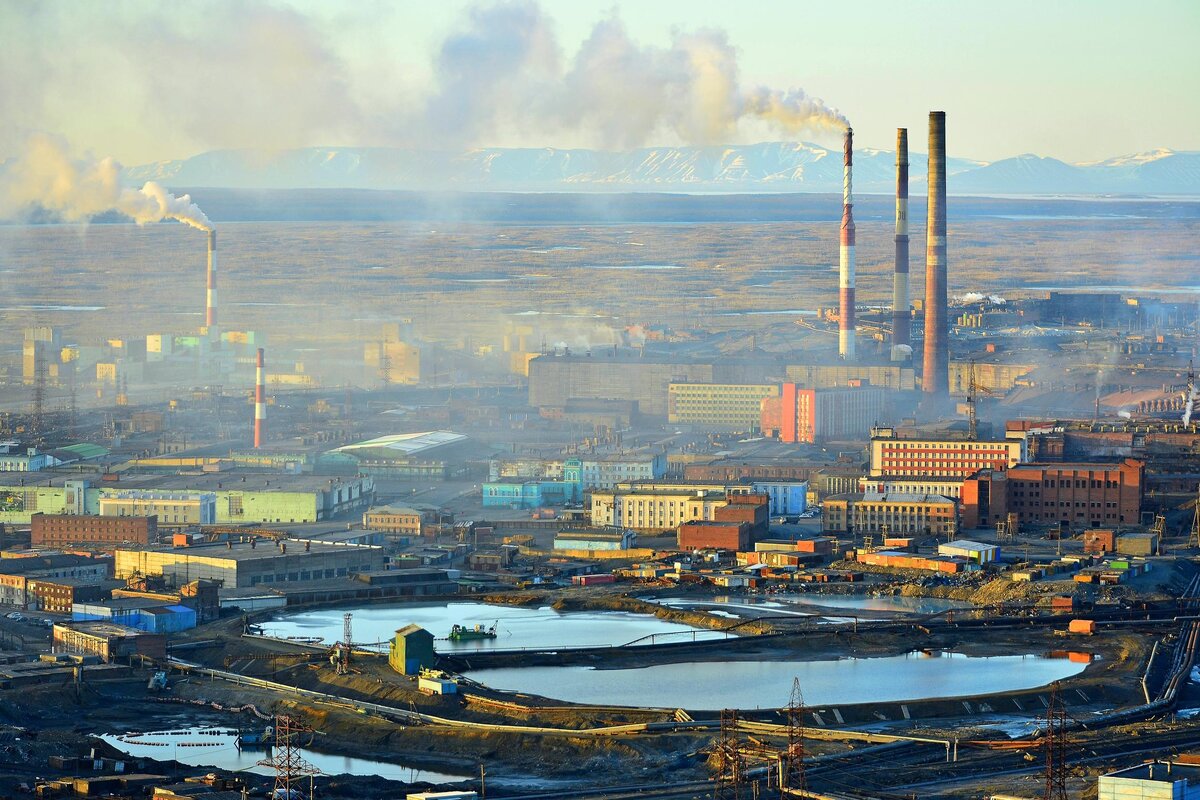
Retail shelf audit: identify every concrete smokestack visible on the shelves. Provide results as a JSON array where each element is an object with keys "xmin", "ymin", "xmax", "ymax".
[
  {"xmin": 205, "ymin": 229, "xmax": 218, "ymax": 331},
  {"xmin": 922, "ymin": 112, "xmax": 948, "ymax": 395},
  {"xmin": 254, "ymin": 347, "xmax": 265, "ymax": 448},
  {"xmin": 891, "ymin": 128, "xmax": 911, "ymax": 359},
  {"xmin": 838, "ymin": 127, "xmax": 856, "ymax": 362}
]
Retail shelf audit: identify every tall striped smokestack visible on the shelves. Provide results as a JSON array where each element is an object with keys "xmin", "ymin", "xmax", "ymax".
[
  {"xmin": 205, "ymin": 229, "xmax": 217, "ymax": 330},
  {"xmin": 254, "ymin": 347, "xmax": 265, "ymax": 448},
  {"xmin": 891, "ymin": 128, "xmax": 911, "ymax": 359},
  {"xmin": 922, "ymin": 111, "xmax": 948, "ymax": 395},
  {"xmin": 838, "ymin": 126, "xmax": 856, "ymax": 362}
]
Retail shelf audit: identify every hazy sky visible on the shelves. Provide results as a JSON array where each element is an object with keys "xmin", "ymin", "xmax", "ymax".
[{"xmin": 2, "ymin": 0, "xmax": 1197, "ymax": 164}]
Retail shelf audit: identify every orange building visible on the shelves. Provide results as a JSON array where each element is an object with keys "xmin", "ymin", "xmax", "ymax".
[{"xmin": 960, "ymin": 459, "xmax": 1143, "ymax": 530}]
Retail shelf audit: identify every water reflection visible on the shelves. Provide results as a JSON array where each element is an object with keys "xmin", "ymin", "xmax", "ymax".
[
  {"xmin": 100, "ymin": 728, "xmax": 467, "ymax": 783},
  {"xmin": 466, "ymin": 651, "xmax": 1088, "ymax": 709},
  {"xmin": 264, "ymin": 601, "xmax": 722, "ymax": 651}
]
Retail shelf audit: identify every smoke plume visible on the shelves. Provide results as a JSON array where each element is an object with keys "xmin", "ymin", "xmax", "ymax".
[
  {"xmin": 432, "ymin": 6, "xmax": 848, "ymax": 149},
  {"xmin": 0, "ymin": 135, "xmax": 211, "ymax": 230}
]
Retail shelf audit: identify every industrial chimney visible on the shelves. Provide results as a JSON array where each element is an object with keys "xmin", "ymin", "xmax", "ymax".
[
  {"xmin": 891, "ymin": 128, "xmax": 911, "ymax": 359},
  {"xmin": 254, "ymin": 348, "xmax": 266, "ymax": 448},
  {"xmin": 205, "ymin": 230, "xmax": 218, "ymax": 331},
  {"xmin": 838, "ymin": 127, "xmax": 856, "ymax": 362},
  {"xmin": 922, "ymin": 112, "xmax": 948, "ymax": 395}
]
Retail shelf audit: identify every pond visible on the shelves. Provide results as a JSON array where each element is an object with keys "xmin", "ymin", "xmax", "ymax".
[
  {"xmin": 100, "ymin": 727, "xmax": 468, "ymax": 784},
  {"xmin": 464, "ymin": 651, "xmax": 1089, "ymax": 709},
  {"xmin": 262, "ymin": 601, "xmax": 725, "ymax": 651}
]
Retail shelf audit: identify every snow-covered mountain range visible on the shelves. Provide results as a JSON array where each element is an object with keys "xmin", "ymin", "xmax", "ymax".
[{"xmin": 124, "ymin": 143, "xmax": 1199, "ymax": 195}]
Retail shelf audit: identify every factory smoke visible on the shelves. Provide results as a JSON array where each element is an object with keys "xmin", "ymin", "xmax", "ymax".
[
  {"xmin": 0, "ymin": 135, "xmax": 211, "ymax": 230},
  {"xmin": 425, "ymin": 5, "xmax": 847, "ymax": 149}
]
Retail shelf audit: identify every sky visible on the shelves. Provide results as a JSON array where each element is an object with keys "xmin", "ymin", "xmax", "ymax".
[{"xmin": 1, "ymin": 0, "xmax": 1197, "ymax": 165}]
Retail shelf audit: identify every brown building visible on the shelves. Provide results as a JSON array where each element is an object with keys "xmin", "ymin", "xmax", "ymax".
[
  {"xmin": 32, "ymin": 513, "xmax": 157, "ymax": 549},
  {"xmin": 960, "ymin": 459, "xmax": 1144, "ymax": 530},
  {"xmin": 27, "ymin": 577, "xmax": 116, "ymax": 614},
  {"xmin": 712, "ymin": 493, "xmax": 770, "ymax": 540},
  {"xmin": 51, "ymin": 621, "xmax": 166, "ymax": 662},
  {"xmin": 362, "ymin": 506, "xmax": 424, "ymax": 538},
  {"xmin": 678, "ymin": 521, "xmax": 751, "ymax": 552}
]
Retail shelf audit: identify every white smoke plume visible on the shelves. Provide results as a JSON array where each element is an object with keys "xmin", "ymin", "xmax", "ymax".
[
  {"xmin": 0, "ymin": 134, "xmax": 211, "ymax": 230},
  {"xmin": 1183, "ymin": 382, "xmax": 1198, "ymax": 426},
  {"xmin": 1118, "ymin": 409, "xmax": 1133, "ymax": 419},
  {"xmin": 431, "ymin": 7, "xmax": 848, "ymax": 150},
  {"xmin": 956, "ymin": 292, "xmax": 1007, "ymax": 306}
]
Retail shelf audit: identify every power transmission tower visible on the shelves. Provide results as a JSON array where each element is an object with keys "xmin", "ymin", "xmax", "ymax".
[
  {"xmin": 31, "ymin": 355, "xmax": 46, "ymax": 443},
  {"xmin": 1190, "ymin": 484, "xmax": 1200, "ymax": 549},
  {"xmin": 714, "ymin": 708, "xmax": 744, "ymax": 800},
  {"xmin": 338, "ymin": 612, "xmax": 353, "ymax": 675},
  {"xmin": 966, "ymin": 359, "xmax": 978, "ymax": 441},
  {"xmin": 258, "ymin": 714, "xmax": 319, "ymax": 800},
  {"xmin": 1042, "ymin": 685, "xmax": 1069, "ymax": 800},
  {"xmin": 378, "ymin": 340, "xmax": 392, "ymax": 387},
  {"xmin": 780, "ymin": 678, "xmax": 807, "ymax": 794}
]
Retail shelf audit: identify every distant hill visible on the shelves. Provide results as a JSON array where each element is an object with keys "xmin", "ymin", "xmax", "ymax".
[{"xmin": 125, "ymin": 143, "xmax": 1200, "ymax": 195}]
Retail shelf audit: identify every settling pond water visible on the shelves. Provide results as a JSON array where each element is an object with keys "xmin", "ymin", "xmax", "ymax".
[
  {"xmin": 100, "ymin": 728, "xmax": 468, "ymax": 783},
  {"xmin": 465, "ymin": 651, "xmax": 1089, "ymax": 709},
  {"xmin": 645, "ymin": 594, "xmax": 973, "ymax": 620},
  {"xmin": 262, "ymin": 601, "xmax": 725, "ymax": 651}
]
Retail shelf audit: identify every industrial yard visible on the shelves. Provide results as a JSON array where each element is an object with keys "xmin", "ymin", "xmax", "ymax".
[{"xmin": 1, "ymin": 14, "xmax": 1199, "ymax": 797}]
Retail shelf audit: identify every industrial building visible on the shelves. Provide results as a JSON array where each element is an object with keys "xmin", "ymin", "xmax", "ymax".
[
  {"xmin": 784, "ymin": 363, "xmax": 916, "ymax": 392},
  {"xmin": 322, "ymin": 431, "xmax": 472, "ymax": 479},
  {"xmin": 31, "ymin": 513, "xmax": 158, "ymax": 549},
  {"xmin": 553, "ymin": 529, "xmax": 636, "ymax": 551},
  {"xmin": 490, "ymin": 452, "xmax": 666, "ymax": 491},
  {"xmin": 99, "ymin": 492, "xmax": 216, "ymax": 526},
  {"xmin": 868, "ymin": 427, "xmax": 1025, "ymax": 479},
  {"xmin": 761, "ymin": 384, "xmax": 888, "ymax": 443},
  {"xmin": 113, "ymin": 539, "xmax": 388, "ymax": 589},
  {"xmin": 937, "ymin": 540, "xmax": 999, "ymax": 564},
  {"xmin": 1098, "ymin": 759, "xmax": 1200, "ymax": 800},
  {"xmin": 0, "ymin": 554, "xmax": 113, "ymax": 609},
  {"xmin": 528, "ymin": 351, "xmax": 779, "ymax": 417},
  {"xmin": 0, "ymin": 472, "xmax": 374, "ymax": 525},
  {"xmin": 363, "ymin": 506, "xmax": 426, "ymax": 537},
  {"xmin": 26, "ymin": 577, "xmax": 117, "ymax": 614},
  {"xmin": 824, "ymin": 492, "xmax": 958, "ymax": 537},
  {"xmin": 960, "ymin": 458, "xmax": 1144, "ymax": 529},
  {"xmin": 667, "ymin": 383, "xmax": 779, "ymax": 430},
  {"xmin": 678, "ymin": 521, "xmax": 751, "ymax": 552},
  {"xmin": 482, "ymin": 479, "xmax": 579, "ymax": 509},
  {"xmin": 51, "ymin": 621, "xmax": 165, "ymax": 662}
]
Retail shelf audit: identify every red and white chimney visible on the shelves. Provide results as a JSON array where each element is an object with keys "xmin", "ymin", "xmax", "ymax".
[
  {"xmin": 838, "ymin": 127, "xmax": 856, "ymax": 361},
  {"xmin": 254, "ymin": 347, "xmax": 265, "ymax": 448},
  {"xmin": 892, "ymin": 127, "xmax": 911, "ymax": 359},
  {"xmin": 205, "ymin": 230, "xmax": 218, "ymax": 331}
]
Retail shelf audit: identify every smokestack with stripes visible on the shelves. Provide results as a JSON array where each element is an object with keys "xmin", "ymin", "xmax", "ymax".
[
  {"xmin": 205, "ymin": 230, "xmax": 218, "ymax": 331},
  {"xmin": 838, "ymin": 127, "xmax": 856, "ymax": 361},
  {"xmin": 891, "ymin": 128, "xmax": 911, "ymax": 359},
  {"xmin": 922, "ymin": 111, "xmax": 948, "ymax": 395},
  {"xmin": 254, "ymin": 348, "xmax": 266, "ymax": 448}
]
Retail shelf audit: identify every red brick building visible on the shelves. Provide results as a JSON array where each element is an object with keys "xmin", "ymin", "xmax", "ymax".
[
  {"xmin": 961, "ymin": 459, "xmax": 1143, "ymax": 530},
  {"xmin": 678, "ymin": 521, "xmax": 751, "ymax": 552},
  {"xmin": 713, "ymin": 493, "xmax": 770, "ymax": 540},
  {"xmin": 31, "ymin": 513, "xmax": 157, "ymax": 549}
]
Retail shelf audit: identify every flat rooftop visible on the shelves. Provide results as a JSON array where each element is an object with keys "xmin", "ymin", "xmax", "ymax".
[
  {"xmin": 115, "ymin": 539, "xmax": 382, "ymax": 561},
  {"xmin": 55, "ymin": 620, "xmax": 145, "ymax": 637},
  {"xmin": 335, "ymin": 430, "xmax": 467, "ymax": 457},
  {"xmin": 1104, "ymin": 761, "xmax": 1200, "ymax": 783},
  {"xmin": 6, "ymin": 471, "xmax": 367, "ymax": 494}
]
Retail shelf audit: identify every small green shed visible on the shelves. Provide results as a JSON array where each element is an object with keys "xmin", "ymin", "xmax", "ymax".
[{"xmin": 389, "ymin": 624, "xmax": 435, "ymax": 675}]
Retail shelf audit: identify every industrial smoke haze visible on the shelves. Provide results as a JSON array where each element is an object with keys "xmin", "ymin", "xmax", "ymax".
[
  {"xmin": 408, "ymin": 3, "xmax": 849, "ymax": 149},
  {"xmin": 0, "ymin": 135, "xmax": 211, "ymax": 231}
]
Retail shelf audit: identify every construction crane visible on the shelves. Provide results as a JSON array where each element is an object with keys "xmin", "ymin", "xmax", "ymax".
[{"xmin": 964, "ymin": 360, "xmax": 994, "ymax": 441}]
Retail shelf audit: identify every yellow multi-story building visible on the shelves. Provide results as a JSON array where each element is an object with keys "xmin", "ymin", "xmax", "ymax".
[
  {"xmin": 667, "ymin": 383, "xmax": 779, "ymax": 430},
  {"xmin": 590, "ymin": 489, "xmax": 729, "ymax": 532},
  {"xmin": 823, "ymin": 492, "xmax": 958, "ymax": 537}
]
